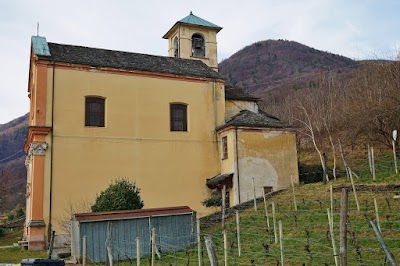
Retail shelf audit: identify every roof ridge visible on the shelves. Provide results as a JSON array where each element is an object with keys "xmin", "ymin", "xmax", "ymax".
[{"xmin": 47, "ymin": 42, "xmax": 209, "ymax": 65}]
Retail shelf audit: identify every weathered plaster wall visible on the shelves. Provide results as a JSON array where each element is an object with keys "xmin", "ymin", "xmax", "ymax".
[
  {"xmin": 219, "ymin": 130, "xmax": 237, "ymax": 206},
  {"xmin": 237, "ymin": 129, "xmax": 298, "ymax": 203},
  {"xmin": 225, "ymin": 100, "xmax": 258, "ymax": 120},
  {"xmin": 43, "ymin": 66, "xmax": 225, "ymax": 234}
]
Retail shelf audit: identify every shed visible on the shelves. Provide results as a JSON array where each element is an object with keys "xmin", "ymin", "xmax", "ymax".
[{"xmin": 71, "ymin": 206, "xmax": 196, "ymax": 263}]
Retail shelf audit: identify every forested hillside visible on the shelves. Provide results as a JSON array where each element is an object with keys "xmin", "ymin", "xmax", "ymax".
[
  {"xmin": 0, "ymin": 113, "xmax": 28, "ymax": 212},
  {"xmin": 219, "ymin": 40, "xmax": 400, "ymax": 165}
]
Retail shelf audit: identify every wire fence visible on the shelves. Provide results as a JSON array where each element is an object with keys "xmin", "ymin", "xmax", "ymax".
[
  {"xmin": 75, "ymin": 144, "xmax": 399, "ymax": 265},
  {"xmin": 77, "ymin": 184, "xmax": 399, "ymax": 266}
]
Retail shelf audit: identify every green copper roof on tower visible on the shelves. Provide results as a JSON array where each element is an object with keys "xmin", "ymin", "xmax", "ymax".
[
  {"xmin": 31, "ymin": 36, "xmax": 51, "ymax": 57},
  {"xmin": 178, "ymin": 11, "xmax": 222, "ymax": 31}
]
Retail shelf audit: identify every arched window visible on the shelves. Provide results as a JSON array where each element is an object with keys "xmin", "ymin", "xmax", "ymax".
[
  {"xmin": 191, "ymin": 33, "xmax": 205, "ymax": 58},
  {"xmin": 173, "ymin": 37, "xmax": 179, "ymax": 58},
  {"xmin": 85, "ymin": 96, "xmax": 105, "ymax": 127},
  {"xmin": 170, "ymin": 103, "xmax": 187, "ymax": 131}
]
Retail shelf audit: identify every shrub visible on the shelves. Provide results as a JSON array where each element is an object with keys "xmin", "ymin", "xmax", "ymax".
[
  {"xmin": 7, "ymin": 214, "xmax": 14, "ymax": 221},
  {"xmin": 91, "ymin": 178, "xmax": 144, "ymax": 212},
  {"xmin": 16, "ymin": 208, "xmax": 24, "ymax": 218},
  {"xmin": 202, "ymin": 189, "xmax": 222, "ymax": 208}
]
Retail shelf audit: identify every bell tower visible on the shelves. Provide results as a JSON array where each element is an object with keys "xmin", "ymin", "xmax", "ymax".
[{"xmin": 163, "ymin": 12, "xmax": 222, "ymax": 72}]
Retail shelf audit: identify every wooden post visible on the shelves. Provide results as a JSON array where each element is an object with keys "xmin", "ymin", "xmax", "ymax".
[
  {"xmin": 106, "ymin": 222, "xmax": 113, "ymax": 266},
  {"xmin": 136, "ymin": 237, "xmax": 140, "ymax": 266},
  {"xmin": 368, "ymin": 144, "xmax": 373, "ymax": 175},
  {"xmin": 369, "ymin": 220, "xmax": 397, "ymax": 266},
  {"xmin": 107, "ymin": 246, "xmax": 113, "ymax": 266},
  {"xmin": 252, "ymin": 178, "xmax": 257, "ymax": 211},
  {"xmin": 373, "ymin": 198, "xmax": 381, "ymax": 232},
  {"xmin": 82, "ymin": 235, "xmax": 87, "ymax": 266},
  {"xmin": 339, "ymin": 188, "xmax": 348, "ymax": 266},
  {"xmin": 327, "ymin": 208, "xmax": 338, "ymax": 266},
  {"xmin": 272, "ymin": 202, "xmax": 277, "ymax": 243},
  {"xmin": 204, "ymin": 235, "xmax": 218, "ymax": 266},
  {"xmin": 338, "ymin": 139, "xmax": 349, "ymax": 180},
  {"xmin": 371, "ymin": 146, "xmax": 376, "ymax": 180},
  {"xmin": 279, "ymin": 221, "xmax": 284, "ymax": 266},
  {"xmin": 222, "ymin": 185, "xmax": 226, "ymax": 229},
  {"xmin": 348, "ymin": 168, "xmax": 360, "ymax": 211},
  {"xmin": 290, "ymin": 174, "xmax": 297, "ymax": 211},
  {"xmin": 151, "ymin": 227, "xmax": 155, "ymax": 266},
  {"xmin": 223, "ymin": 230, "xmax": 228, "ymax": 266},
  {"xmin": 330, "ymin": 183, "xmax": 334, "ymax": 219},
  {"xmin": 323, "ymin": 153, "xmax": 329, "ymax": 182},
  {"xmin": 236, "ymin": 210, "xmax": 241, "ymax": 257},
  {"xmin": 392, "ymin": 140, "xmax": 398, "ymax": 174},
  {"xmin": 197, "ymin": 219, "xmax": 203, "ymax": 266},
  {"xmin": 262, "ymin": 188, "xmax": 270, "ymax": 228}
]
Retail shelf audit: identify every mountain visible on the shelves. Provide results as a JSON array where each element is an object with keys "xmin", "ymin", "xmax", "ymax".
[
  {"xmin": 219, "ymin": 39, "xmax": 358, "ymax": 107},
  {"xmin": 0, "ymin": 113, "xmax": 28, "ymax": 212}
]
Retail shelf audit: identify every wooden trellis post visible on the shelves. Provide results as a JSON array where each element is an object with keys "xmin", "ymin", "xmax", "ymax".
[
  {"xmin": 272, "ymin": 202, "xmax": 277, "ymax": 243},
  {"xmin": 291, "ymin": 174, "xmax": 297, "ymax": 211},
  {"xmin": 236, "ymin": 210, "xmax": 241, "ymax": 257},
  {"xmin": 262, "ymin": 188, "xmax": 270, "ymax": 228}
]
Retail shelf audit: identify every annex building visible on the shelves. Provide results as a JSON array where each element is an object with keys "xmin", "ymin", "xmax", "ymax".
[{"xmin": 24, "ymin": 12, "xmax": 298, "ymax": 250}]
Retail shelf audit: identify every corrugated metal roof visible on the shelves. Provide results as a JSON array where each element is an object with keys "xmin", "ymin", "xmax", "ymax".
[
  {"xmin": 74, "ymin": 206, "xmax": 193, "ymax": 222},
  {"xmin": 179, "ymin": 11, "xmax": 222, "ymax": 30},
  {"xmin": 31, "ymin": 36, "xmax": 51, "ymax": 56}
]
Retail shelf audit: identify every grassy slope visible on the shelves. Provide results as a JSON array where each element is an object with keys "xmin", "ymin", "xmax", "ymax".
[
  {"xmin": 0, "ymin": 229, "xmax": 47, "ymax": 263},
  {"xmin": 159, "ymin": 173, "xmax": 400, "ymax": 266}
]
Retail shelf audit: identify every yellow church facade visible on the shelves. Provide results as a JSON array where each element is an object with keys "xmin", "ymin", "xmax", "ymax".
[{"xmin": 24, "ymin": 13, "xmax": 298, "ymax": 250}]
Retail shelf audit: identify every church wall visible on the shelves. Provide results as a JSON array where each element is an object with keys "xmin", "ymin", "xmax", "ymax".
[
  {"xmin": 43, "ymin": 66, "xmax": 225, "ymax": 235},
  {"xmin": 237, "ymin": 129, "xmax": 298, "ymax": 203}
]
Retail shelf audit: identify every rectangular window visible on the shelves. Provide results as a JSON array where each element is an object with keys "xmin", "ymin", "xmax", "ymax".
[
  {"xmin": 222, "ymin": 136, "xmax": 228, "ymax": 159},
  {"xmin": 85, "ymin": 97, "xmax": 105, "ymax": 127},
  {"xmin": 263, "ymin": 186, "xmax": 273, "ymax": 195},
  {"xmin": 170, "ymin": 104, "xmax": 187, "ymax": 131}
]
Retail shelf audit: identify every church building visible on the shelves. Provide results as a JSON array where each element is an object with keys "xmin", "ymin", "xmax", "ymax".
[{"xmin": 24, "ymin": 12, "xmax": 298, "ymax": 250}]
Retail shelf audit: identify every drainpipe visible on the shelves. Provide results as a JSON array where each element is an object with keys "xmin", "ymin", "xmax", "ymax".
[
  {"xmin": 235, "ymin": 127, "xmax": 241, "ymax": 204},
  {"xmin": 213, "ymin": 81, "xmax": 217, "ymax": 128},
  {"xmin": 48, "ymin": 63, "xmax": 55, "ymax": 242}
]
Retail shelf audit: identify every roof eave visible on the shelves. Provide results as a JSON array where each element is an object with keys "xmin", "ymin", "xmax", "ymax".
[
  {"xmin": 163, "ymin": 22, "xmax": 222, "ymax": 39},
  {"xmin": 216, "ymin": 123, "xmax": 296, "ymax": 132},
  {"xmin": 226, "ymin": 97, "xmax": 261, "ymax": 102}
]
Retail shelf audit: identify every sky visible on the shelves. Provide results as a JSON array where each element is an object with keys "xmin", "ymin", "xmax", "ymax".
[{"xmin": 0, "ymin": 0, "xmax": 399, "ymax": 124}]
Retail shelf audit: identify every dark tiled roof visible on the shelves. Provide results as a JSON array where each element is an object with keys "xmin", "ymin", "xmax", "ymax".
[
  {"xmin": 46, "ymin": 42, "xmax": 221, "ymax": 79},
  {"xmin": 206, "ymin": 173, "xmax": 233, "ymax": 188},
  {"xmin": 217, "ymin": 110, "xmax": 293, "ymax": 131},
  {"xmin": 225, "ymin": 85, "xmax": 260, "ymax": 101}
]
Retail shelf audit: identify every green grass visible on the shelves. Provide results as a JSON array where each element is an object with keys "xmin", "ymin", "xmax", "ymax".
[
  {"xmin": 155, "ymin": 174, "xmax": 400, "ymax": 266},
  {"xmin": 0, "ymin": 228, "xmax": 23, "ymax": 246},
  {"xmin": 0, "ymin": 248, "xmax": 47, "ymax": 264},
  {"xmin": 0, "ymin": 228, "xmax": 47, "ymax": 263}
]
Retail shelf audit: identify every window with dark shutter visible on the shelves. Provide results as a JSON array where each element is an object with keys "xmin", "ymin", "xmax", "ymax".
[
  {"xmin": 222, "ymin": 136, "xmax": 228, "ymax": 159},
  {"xmin": 170, "ymin": 104, "xmax": 187, "ymax": 131},
  {"xmin": 85, "ymin": 97, "xmax": 105, "ymax": 127}
]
